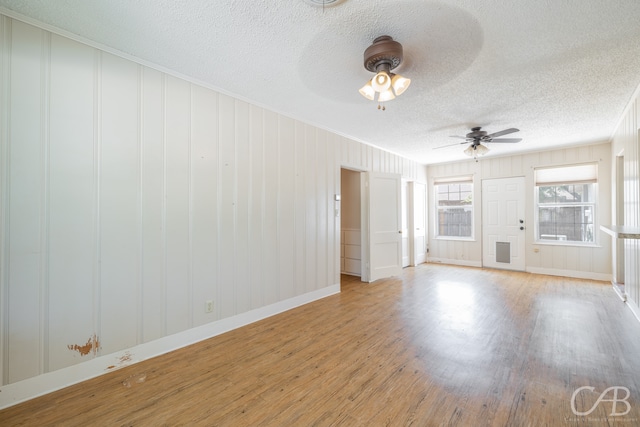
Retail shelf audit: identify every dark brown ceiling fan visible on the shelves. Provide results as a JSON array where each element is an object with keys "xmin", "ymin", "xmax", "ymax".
[{"xmin": 435, "ymin": 126, "xmax": 521, "ymax": 158}]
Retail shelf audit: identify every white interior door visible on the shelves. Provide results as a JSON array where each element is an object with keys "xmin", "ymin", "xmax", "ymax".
[
  {"xmin": 401, "ymin": 180, "xmax": 410, "ymax": 267},
  {"xmin": 412, "ymin": 182, "xmax": 427, "ymax": 265},
  {"xmin": 367, "ymin": 172, "xmax": 402, "ymax": 281},
  {"xmin": 482, "ymin": 177, "xmax": 526, "ymax": 271}
]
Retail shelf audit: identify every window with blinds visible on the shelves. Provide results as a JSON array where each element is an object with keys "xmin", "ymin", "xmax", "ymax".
[
  {"xmin": 534, "ymin": 163, "xmax": 597, "ymax": 244},
  {"xmin": 434, "ymin": 176, "xmax": 474, "ymax": 239}
]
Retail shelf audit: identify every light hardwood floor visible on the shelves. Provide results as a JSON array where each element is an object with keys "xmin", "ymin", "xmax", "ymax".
[{"xmin": 2, "ymin": 264, "xmax": 640, "ymax": 426}]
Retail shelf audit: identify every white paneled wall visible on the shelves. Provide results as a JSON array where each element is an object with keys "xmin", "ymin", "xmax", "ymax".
[
  {"xmin": 427, "ymin": 143, "xmax": 612, "ymax": 279},
  {"xmin": 611, "ymin": 88, "xmax": 640, "ymax": 313},
  {"xmin": 0, "ymin": 15, "xmax": 425, "ymax": 390}
]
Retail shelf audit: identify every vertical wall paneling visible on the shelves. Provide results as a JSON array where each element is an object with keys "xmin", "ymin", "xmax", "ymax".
[
  {"xmin": 99, "ymin": 52, "xmax": 140, "ymax": 355},
  {"xmin": 329, "ymin": 135, "xmax": 339, "ymax": 285},
  {"xmin": 316, "ymin": 130, "xmax": 328, "ymax": 290},
  {"xmin": 190, "ymin": 85, "xmax": 218, "ymax": 326},
  {"xmin": 7, "ymin": 20, "xmax": 43, "ymax": 383},
  {"xmin": 249, "ymin": 104, "xmax": 264, "ymax": 310},
  {"xmin": 47, "ymin": 34, "xmax": 96, "ymax": 372},
  {"xmin": 262, "ymin": 109, "xmax": 279, "ymax": 305},
  {"xmin": 217, "ymin": 94, "xmax": 236, "ymax": 318},
  {"xmin": 235, "ymin": 100, "xmax": 251, "ymax": 314},
  {"xmin": 39, "ymin": 28, "xmax": 51, "ymax": 375},
  {"xmin": 135, "ymin": 65, "xmax": 143, "ymax": 344},
  {"xmin": 294, "ymin": 122, "xmax": 307, "ymax": 296},
  {"xmin": 304, "ymin": 125, "xmax": 318, "ymax": 291},
  {"xmin": 278, "ymin": 116, "xmax": 296, "ymax": 300},
  {"xmin": 615, "ymin": 93, "xmax": 640, "ymax": 307},
  {"xmin": 0, "ymin": 14, "xmax": 428, "ymax": 392},
  {"xmin": 0, "ymin": 14, "xmax": 7, "ymax": 386},
  {"xmin": 91, "ymin": 49, "xmax": 101, "ymax": 362},
  {"xmin": 164, "ymin": 76, "xmax": 191, "ymax": 334},
  {"xmin": 140, "ymin": 67, "xmax": 164, "ymax": 342}
]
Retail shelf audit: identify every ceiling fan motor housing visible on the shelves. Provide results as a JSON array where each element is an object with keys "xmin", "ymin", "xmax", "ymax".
[
  {"xmin": 467, "ymin": 127, "xmax": 487, "ymax": 139},
  {"xmin": 363, "ymin": 35, "xmax": 404, "ymax": 73}
]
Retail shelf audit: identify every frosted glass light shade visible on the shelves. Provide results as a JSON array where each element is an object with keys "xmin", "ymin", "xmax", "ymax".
[
  {"xmin": 359, "ymin": 81, "xmax": 375, "ymax": 100},
  {"xmin": 371, "ymin": 71, "xmax": 391, "ymax": 92},
  {"xmin": 464, "ymin": 144, "xmax": 490, "ymax": 157},
  {"xmin": 391, "ymin": 74, "xmax": 411, "ymax": 96},
  {"xmin": 475, "ymin": 144, "xmax": 490, "ymax": 155},
  {"xmin": 464, "ymin": 145, "xmax": 475, "ymax": 156},
  {"xmin": 377, "ymin": 88, "xmax": 396, "ymax": 102}
]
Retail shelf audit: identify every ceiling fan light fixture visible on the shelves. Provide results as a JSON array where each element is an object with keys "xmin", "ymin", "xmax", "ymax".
[
  {"xmin": 475, "ymin": 143, "xmax": 490, "ymax": 156},
  {"xmin": 359, "ymin": 81, "xmax": 375, "ymax": 100},
  {"xmin": 377, "ymin": 88, "xmax": 396, "ymax": 102},
  {"xmin": 464, "ymin": 143, "xmax": 490, "ymax": 158},
  {"xmin": 391, "ymin": 73, "xmax": 411, "ymax": 96},
  {"xmin": 359, "ymin": 35, "xmax": 410, "ymax": 110},
  {"xmin": 371, "ymin": 71, "xmax": 391, "ymax": 92},
  {"xmin": 463, "ymin": 145, "xmax": 475, "ymax": 157}
]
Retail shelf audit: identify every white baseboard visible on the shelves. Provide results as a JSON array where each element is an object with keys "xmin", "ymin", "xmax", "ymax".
[
  {"xmin": 427, "ymin": 257, "xmax": 482, "ymax": 268},
  {"xmin": 525, "ymin": 267, "xmax": 612, "ymax": 282},
  {"xmin": 611, "ymin": 281, "xmax": 627, "ymax": 302},
  {"xmin": 414, "ymin": 253, "xmax": 427, "ymax": 265},
  {"xmin": 0, "ymin": 284, "xmax": 340, "ymax": 410},
  {"xmin": 626, "ymin": 297, "xmax": 640, "ymax": 324}
]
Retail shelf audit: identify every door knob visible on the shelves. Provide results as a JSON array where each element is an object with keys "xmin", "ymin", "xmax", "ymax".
[
  {"xmin": 520, "ymin": 226, "xmax": 525, "ymax": 230},
  {"xmin": 519, "ymin": 219, "xmax": 524, "ymax": 224},
  {"xmin": 398, "ymin": 231, "xmax": 402, "ymax": 234}
]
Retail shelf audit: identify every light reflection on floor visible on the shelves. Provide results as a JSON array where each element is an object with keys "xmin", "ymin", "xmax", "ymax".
[{"xmin": 435, "ymin": 280, "xmax": 476, "ymax": 331}]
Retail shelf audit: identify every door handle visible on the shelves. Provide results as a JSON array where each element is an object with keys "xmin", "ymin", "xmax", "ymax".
[
  {"xmin": 520, "ymin": 226, "xmax": 525, "ymax": 230},
  {"xmin": 398, "ymin": 231, "xmax": 402, "ymax": 234}
]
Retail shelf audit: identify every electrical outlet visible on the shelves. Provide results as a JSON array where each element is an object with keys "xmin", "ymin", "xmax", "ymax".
[{"xmin": 205, "ymin": 300, "xmax": 214, "ymax": 313}]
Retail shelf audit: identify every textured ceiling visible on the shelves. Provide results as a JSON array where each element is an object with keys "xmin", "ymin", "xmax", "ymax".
[{"xmin": 1, "ymin": 0, "xmax": 640, "ymax": 164}]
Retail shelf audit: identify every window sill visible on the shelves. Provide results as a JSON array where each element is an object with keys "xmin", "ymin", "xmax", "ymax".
[
  {"xmin": 534, "ymin": 241, "xmax": 601, "ymax": 248},
  {"xmin": 434, "ymin": 236, "xmax": 476, "ymax": 242}
]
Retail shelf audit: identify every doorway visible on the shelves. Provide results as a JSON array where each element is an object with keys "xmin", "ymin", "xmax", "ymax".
[
  {"xmin": 482, "ymin": 177, "xmax": 526, "ymax": 271},
  {"xmin": 340, "ymin": 168, "xmax": 363, "ymax": 278},
  {"xmin": 340, "ymin": 168, "xmax": 404, "ymax": 283}
]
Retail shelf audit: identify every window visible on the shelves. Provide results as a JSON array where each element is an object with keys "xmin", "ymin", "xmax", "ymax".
[
  {"xmin": 435, "ymin": 177, "xmax": 473, "ymax": 238},
  {"xmin": 534, "ymin": 164, "xmax": 597, "ymax": 244}
]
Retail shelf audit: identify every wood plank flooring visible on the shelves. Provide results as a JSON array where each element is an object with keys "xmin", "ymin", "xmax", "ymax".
[{"xmin": 2, "ymin": 264, "xmax": 640, "ymax": 426}]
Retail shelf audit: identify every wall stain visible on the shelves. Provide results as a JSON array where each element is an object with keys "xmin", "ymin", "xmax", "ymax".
[{"xmin": 67, "ymin": 334, "xmax": 100, "ymax": 356}]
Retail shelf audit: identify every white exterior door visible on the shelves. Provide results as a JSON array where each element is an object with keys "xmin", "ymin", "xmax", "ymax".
[
  {"xmin": 482, "ymin": 177, "xmax": 526, "ymax": 271},
  {"xmin": 367, "ymin": 172, "xmax": 402, "ymax": 281}
]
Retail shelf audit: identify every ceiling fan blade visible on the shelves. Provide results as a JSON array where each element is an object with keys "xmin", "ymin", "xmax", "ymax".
[
  {"xmin": 433, "ymin": 141, "xmax": 467, "ymax": 149},
  {"xmin": 486, "ymin": 128, "xmax": 519, "ymax": 138},
  {"xmin": 486, "ymin": 138, "xmax": 522, "ymax": 143}
]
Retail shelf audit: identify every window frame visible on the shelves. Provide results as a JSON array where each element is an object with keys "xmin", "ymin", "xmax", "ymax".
[
  {"xmin": 433, "ymin": 177, "xmax": 475, "ymax": 241},
  {"xmin": 533, "ymin": 164, "xmax": 599, "ymax": 247}
]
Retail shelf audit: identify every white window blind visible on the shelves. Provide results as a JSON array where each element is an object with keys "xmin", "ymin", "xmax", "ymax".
[
  {"xmin": 433, "ymin": 175, "xmax": 473, "ymax": 185},
  {"xmin": 534, "ymin": 163, "xmax": 597, "ymax": 186}
]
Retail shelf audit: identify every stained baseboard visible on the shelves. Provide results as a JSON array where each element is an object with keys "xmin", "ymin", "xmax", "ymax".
[{"xmin": 0, "ymin": 284, "xmax": 340, "ymax": 410}]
